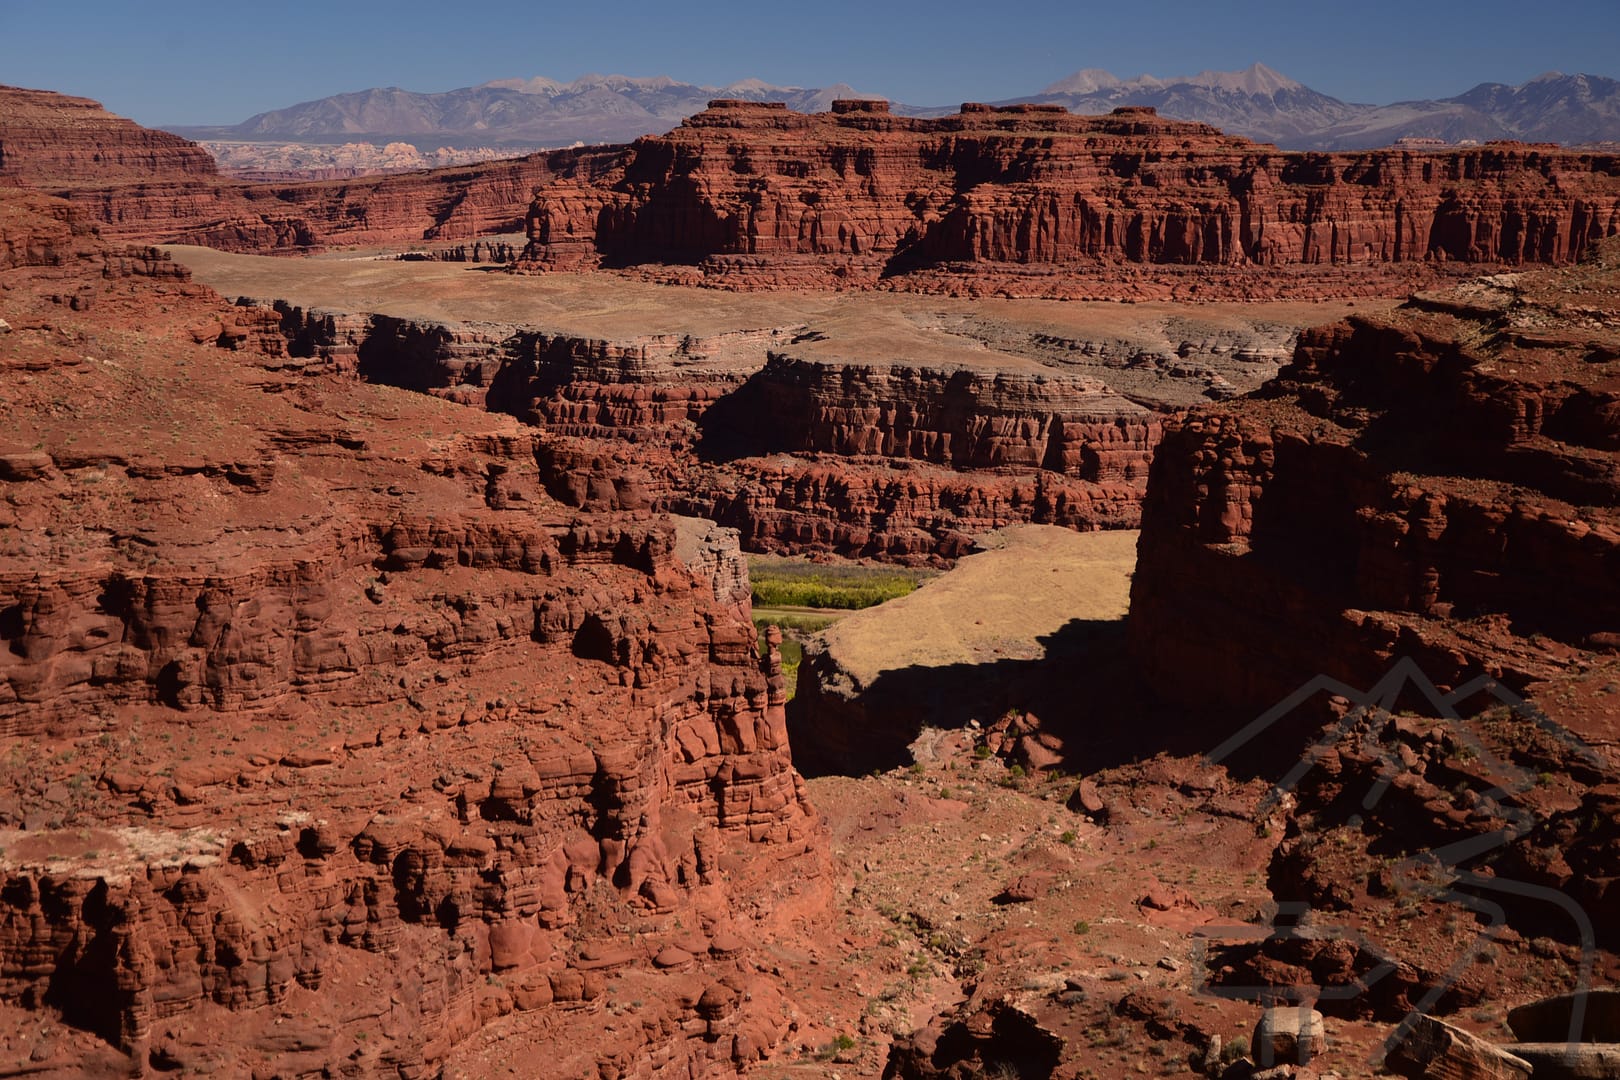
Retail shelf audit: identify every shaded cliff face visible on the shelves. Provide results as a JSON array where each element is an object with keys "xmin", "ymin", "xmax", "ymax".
[
  {"xmin": 174, "ymin": 247, "xmax": 1354, "ymax": 561},
  {"xmin": 1129, "ymin": 246, "xmax": 1620, "ymax": 717},
  {"xmin": 1116, "ymin": 248, "xmax": 1620, "ymax": 1035},
  {"xmin": 0, "ymin": 190, "xmax": 826, "ymax": 1076},
  {"xmin": 696, "ymin": 356, "xmax": 1160, "ymax": 477},
  {"xmin": 520, "ymin": 99, "xmax": 1620, "ymax": 298}
]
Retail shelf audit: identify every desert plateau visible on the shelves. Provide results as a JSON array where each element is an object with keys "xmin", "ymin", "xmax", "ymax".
[{"xmin": 3, "ymin": 6, "xmax": 1620, "ymax": 1077}]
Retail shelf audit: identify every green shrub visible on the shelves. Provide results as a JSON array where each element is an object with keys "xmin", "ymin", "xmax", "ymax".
[
  {"xmin": 748, "ymin": 556, "xmax": 933, "ymax": 611},
  {"xmin": 816, "ymin": 1033, "xmax": 858, "ymax": 1060}
]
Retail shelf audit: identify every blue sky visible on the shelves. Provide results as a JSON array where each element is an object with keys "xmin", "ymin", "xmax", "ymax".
[{"xmin": 4, "ymin": 0, "xmax": 1617, "ymax": 126}]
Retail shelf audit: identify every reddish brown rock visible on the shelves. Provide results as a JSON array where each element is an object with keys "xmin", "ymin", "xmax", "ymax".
[
  {"xmin": 0, "ymin": 85, "xmax": 623, "ymax": 253},
  {"xmin": 994, "ymin": 871, "xmax": 1055, "ymax": 903},
  {"xmin": 518, "ymin": 100, "xmax": 1620, "ymax": 298},
  {"xmin": 227, "ymin": 291, "xmax": 1165, "ymax": 560},
  {"xmin": 1129, "ymin": 244, "xmax": 1620, "ymax": 719},
  {"xmin": 0, "ymin": 85, "xmax": 217, "ymax": 186},
  {"xmin": 1385, "ymin": 1014, "xmax": 1532, "ymax": 1080},
  {"xmin": 0, "ymin": 191, "xmax": 829, "ymax": 1076}
]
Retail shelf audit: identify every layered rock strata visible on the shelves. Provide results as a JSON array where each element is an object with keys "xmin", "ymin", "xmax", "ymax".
[
  {"xmin": 1129, "ymin": 246, "xmax": 1620, "ymax": 717},
  {"xmin": 0, "ymin": 85, "xmax": 217, "ymax": 186},
  {"xmin": 252, "ymin": 310, "xmax": 1161, "ymax": 558},
  {"xmin": 519, "ymin": 99, "xmax": 1620, "ymax": 298},
  {"xmin": 0, "ymin": 85, "xmax": 623, "ymax": 252},
  {"xmin": 0, "ymin": 189, "xmax": 824, "ymax": 1076},
  {"xmin": 177, "ymin": 246, "xmax": 1355, "ymax": 561}
]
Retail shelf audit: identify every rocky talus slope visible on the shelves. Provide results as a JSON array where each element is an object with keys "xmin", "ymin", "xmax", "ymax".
[
  {"xmin": 518, "ymin": 99, "xmax": 1620, "ymax": 299},
  {"xmin": 784, "ymin": 511, "xmax": 1620, "ymax": 1077},
  {"xmin": 1104, "ymin": 240, "xmax": 1620, "ymax": 1072},
  {"xmin": 0, "ymin": 189, "xmax": 830, "ymax": 1077}
]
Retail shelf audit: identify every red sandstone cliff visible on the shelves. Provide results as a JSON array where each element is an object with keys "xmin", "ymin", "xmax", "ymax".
[
  {"xmin": 11, "ymin": 82, "xmax": 1620, "ymax": 301},
  {"xmin": 1119, "ymin": 246, "xmax": 1620, "ymax": 1000},
  {"xmin": 82, "ymin": 145, "xmax": 622, "ymax": 251},
  {"xmin": 1129, "ymin": 245, "xmax": 1620, "ymax": 715},
  {"xmin": 253, "ymin": 303, "xmax": 1153, "ymax": 560},
  {"xmin": 0, "ymin": 189, "xmax": 826, "ymax": 1075},
  {"xmin": 518, "ymin": 99, "xmax": 1620, "ymax": 298},
  {"xmin": 0, "ymin": 85, "xmax": 623, "ymax": 252},
  {"xmin": 0, "ymin": 85, "xmax": 217, "ymax": 186}
]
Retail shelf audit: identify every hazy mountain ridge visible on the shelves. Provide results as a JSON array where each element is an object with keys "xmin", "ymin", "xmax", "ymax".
[
  {"xmin": 1013, "ymin": 63, "xmax": 1620, "ymax": 148},
  {"xmin": 172, "ymin": 76, "xmax": 890, "ymax": 149},
  {"xmin": 1014, "ymin": 64, "xmax": 1365, "ymax": 147},
  {"xmin": 171, "ymin": 66, "xmax": 1620, "ymax": 151}
]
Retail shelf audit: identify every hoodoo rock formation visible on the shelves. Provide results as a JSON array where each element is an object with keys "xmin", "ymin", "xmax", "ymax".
[
  {"xmin": 0, "ymin": 85, "xmax": 623, "ymax": 253},
  {"xmin": 0, "ymin": 189, "xmax": 827, "ymax": 1076},
  {"xmin": 519, "ymin": 99, "xmax": 1620, "ymax": 298}
]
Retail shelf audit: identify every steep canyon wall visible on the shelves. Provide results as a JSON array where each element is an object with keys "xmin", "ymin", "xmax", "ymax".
[
  {"xmin": 520, "ymin": 100, "xmax": 1620, "ymax": 298},
  {"xmin": 251, "ymin": 299, "xmax": 1166, "ymax": 559},
  {"xmin": 0, "ymin": 190, "xmax": 824, "ymax": 1076},
  {"xmin": 1128, "ymin": 247, "xmax": 1620, "ymax": 715}
]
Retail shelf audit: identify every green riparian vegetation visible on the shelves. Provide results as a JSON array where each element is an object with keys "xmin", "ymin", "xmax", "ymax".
[{"xmin": 749, "ymin": 556, "xmax": 936, "ymax": 701}]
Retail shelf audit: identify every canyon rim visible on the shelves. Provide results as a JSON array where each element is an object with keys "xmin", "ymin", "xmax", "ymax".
[{"xmin": 1, "ymin": 43, "xmax": 1619, "ymax": 1080}]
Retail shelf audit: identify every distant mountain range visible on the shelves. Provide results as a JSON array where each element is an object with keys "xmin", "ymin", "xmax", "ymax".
[
  {"xmin": 170, "ymin": 65, "xmax": 1620, "ymax": 152},
  {"xmin": 1015, "ymin": 65, "xmax": 1620, "ymax": 149},
  {"xmin": 172, "ymin": 75, "xmax": 886, "ymax": 149}
]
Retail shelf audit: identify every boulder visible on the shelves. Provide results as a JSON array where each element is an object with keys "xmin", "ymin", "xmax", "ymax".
[
  {"xmin": 1252, "ymin": 1007, "xmax": 1325, "ymax": 1067},
  {"xmin": 1509, "ymin": 991, "xmax": 1620, "ymax": 1043},
  {"xmin": 1384, "ymin": 1014, "xmax": 1531, "ymax": 1080},
  {"xmin": 1504, "ymin": 1043, "xmax": 1620, "ymax": 1080}
]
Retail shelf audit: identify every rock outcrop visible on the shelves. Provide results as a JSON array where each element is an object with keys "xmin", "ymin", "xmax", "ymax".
[
  {"xmin": 0, "ymin": 85, "xmax": 218, "ymax": 186},
  {"xmin": 0, "ymin": 85, "xmax": 623, "ymax": 252},
  {"xmin": 1385, "ymin": 1015, "xmax": 1533, "ymax": 1080},
  {"xmin": 181, "ymin": 246, "xmax": 1353, "ymax": 562},
  {"xmin": 1126, "ymin": 241, "xmax": 1620, "ymax": 1007},
  {"xmin": 517, "ymin": 99, "xmax": 1620, "ymax": 298},
  {"xmin": 11, "ymin": 83, "xmax": 1620, "ymax": 302},
  {"xmin": 281, "ymin": 312, "xmax": 1154, "ymax": 557},
  {"xmin": 253, "ymin": 308, "xmax": 1170, "ymax": 559},
  {"xmin": 789, "ymin": 527, "xmax": 1138, "ymax": 771},
  {"xmin": 0, "ymin": 189, "xmax": 826, "ymax": 1076},
  {"xmin": 1129, "ymin": 245, "xmax": 1620, "ymax": 718}
]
